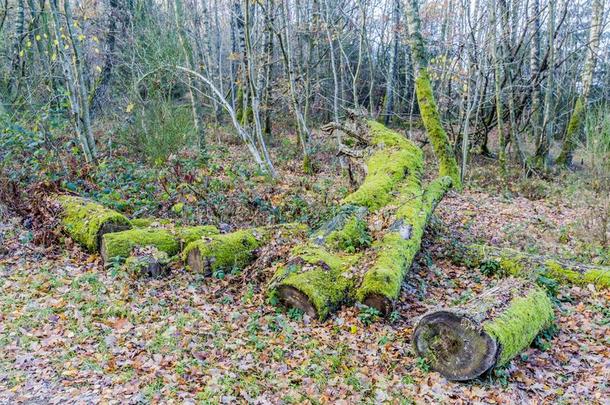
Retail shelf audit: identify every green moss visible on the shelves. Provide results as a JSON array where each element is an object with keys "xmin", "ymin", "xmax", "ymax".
[
  {"xmin": 326, "ymin": 216, "xmax": 371, "ymax": 253},
  {"xmin": 274, "ymin": 245, "xmax": 360, "ymax": 320},
  {"xmin": 101, "ymin": 225, "xmax": 218, "ymax": 261},
  {"xmin": 583, "ymin": 269, "xmax": 610, "ymax": 287},
  {"xmin": 342, "ymin": 122, "xmax": 423, "ymax": 211},
  {"xmin": 483, "ymin": 287, "xmax": 554, "ymax": 366},
  {"xmin": 130, "ymin": 218, "xmax": 155, "ymax": 228},
  {"xmin": 183, "ymin": 229, "xmax": 261, "ymax": 273},
  {"xmin": 556, "ymin": 97, "xmax": 584, "ymax": 166},
  {"xmin": 130, "ymin": 218, "xmax": 173, "ymax": 228},
  {"xmin": 469, "ymin": 245, "xmax": 610, "ymax": 290},
  {"xmin": 57, "ymin": 195, "xmax": 131, "ymax": 252},
  {"xmin": 355, "ymin": 176, "xmax": 451, "ymax": 303},
  {"xmin": 172, "ymin": 225, "xmax": 219, "ymax": 245},
  {"xmin": 183, "ymin": 224, "xmax": 306, "ymax": 274},
  {"xmin": 414, "ymin": 69, "xmax": 461, "ymax": 189},
  {"xmin": 102, "ymin": 228, "xmax": 181, "ymax": 260},
  {"xmin": 545, "ymin": 260, "xmax": 610, "ymax": 289}
]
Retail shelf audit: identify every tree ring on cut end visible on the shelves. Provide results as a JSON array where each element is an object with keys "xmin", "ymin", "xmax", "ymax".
[
  {"xmin": 277, "ymin": 285, "xmax": 317, "ymax": 318},
  {"xmin": 413, "ymin": 311, "xmax": 498, "ymax": 381}
]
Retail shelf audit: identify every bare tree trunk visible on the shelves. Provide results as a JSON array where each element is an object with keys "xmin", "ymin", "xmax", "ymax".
[
  {"xmin": 9, "ymin": 0, "xmax": 25, "ymax": 102},
  {"xmin": 173, "ymin": 0, "xmax": 206, "ymax": 155},
  {"xmin": 323, "ymin": 0, "xmax": 339, "ymax": 123},
  {"xmin": 490, "ymin": 0, "xmax": 507, "ymax": 177},
  {"xmin": 277, "ymin": 0, "xmax": 312, "ymax": 172},
  {"xmin": 90, "ymin": 0, "xmax": 119, "ymax": 117},
  {"xmin": 383, "ymin": 0, "xmax": 400, "ymax": 125},
  {"xmin": 537, "ymin": 0, "xmax": 556, "ymax": 167},
  {"xmin": 529, "ymin": 0, "xmax": 542, "ymax": 149},
  {"xmin": 49, "ymin": 0, "xmax": 95, "ymax": 163},
  {"xmin": 557, "ymin": 0, "xmax": 604, "ymax": 166}
]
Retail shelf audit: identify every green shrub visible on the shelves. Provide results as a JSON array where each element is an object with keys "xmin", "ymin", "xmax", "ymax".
[{"xmin": 118, "ymin": 101, "xmax": 194, "ymax": 164}]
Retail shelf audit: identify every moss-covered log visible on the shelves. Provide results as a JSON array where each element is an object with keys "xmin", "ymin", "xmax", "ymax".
[
  {"xmin": 413, "ymin": 277, "xmax": 554, "ymax": 381},
  {"xmin": 55, "ymin": 195, "xmax": 132, "ymax": 252},
  {"xmin": 466, "ymin": 244, "xmax": 610, "ymax": 289},
  {"xmin": 356, "ymin": 176, "xmax": 451, "ymax": 314},
  {"xmin": 270, "ymin": 245, "xmax": 360, "ymax": 320},
  {"xmin": 101, "ymin": 225, "xmax": 218, "ymax": 262},
  {"xmin": 270, "ymin": 120, "xmax": 450, "ymax": 319},
  {"xmin": 123, "ymin": 247, "xmax": 171, "ymax": 278},
  {"xmin": 183, "ymin": 224, "xmax": 306, "ymax": 275}
]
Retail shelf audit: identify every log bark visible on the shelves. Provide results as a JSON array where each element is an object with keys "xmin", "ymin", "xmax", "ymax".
[
  {"xmin": 55, "ymin": 195, "xmax": 131, "ymax": 252},
  {"xmin": 465, "ymin": 244, "xmax": 610, "ymax": 289},
  {"xmin": 413, "ymin": 278, "xmax": 554, "ymax": 381},
  {"xmin": 183, "ymin": 224, "xmax": 307, "ymax": 276},
  {"xmin": 123, "ymin": 247, "xmax": 170, "ymax": 278},
  {"xmin": 269, "ymin": 119, "xmax": 451, "ymax": 319},
  {"xmin": 101, "ymin": 225, "xmax": 219, "ymax": 263}
]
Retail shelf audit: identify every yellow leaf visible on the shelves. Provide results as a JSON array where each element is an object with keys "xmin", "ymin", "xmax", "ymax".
[
  {"xmin": 36, "ymin": 34, "xmax": 41, "ymax": 41},
  {"xmin": 95, "ymin": 65, "xmax": 102, "ymax": 73},
  {"xmin": 350, "ymin": 325, "xmax": 357, "ymax": 334},
  {"xmin": 126, "ymin": 103, "xmax": 134, "ymax": 113}
]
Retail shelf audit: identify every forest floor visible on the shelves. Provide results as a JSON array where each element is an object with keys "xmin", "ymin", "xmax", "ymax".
[{"xmin": 0, "ymin": 132, "xmax": 609, "ymax": 404}]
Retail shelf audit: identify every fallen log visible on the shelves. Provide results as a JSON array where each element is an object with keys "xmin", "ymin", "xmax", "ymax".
[
  {"xmin": 269, "ymin": 119, "xmax": 450, "ymax": 319},
  {"xmin": 465, "ymin": 245, "xmax": 610, "ymax": 289},
  {"xmin": 413, "ymin": 277, "xmax": 554, "ymax": 381},
  {"xmin": 123, "ymin": 247, "xmax": 170, "ymax": 278},
  {"xmin": 101, "ymin": 225, "xmax": 219, "ymax": 262},
  {"xmin": 183, "ymin": 224, "xmax": 307, "ymax": 276},
  {"xmin": 55, "ymin": 195, "xmax": 131, "ymax": 252},
  {"xmin": 355, "ymin": 175, "xmax": 451, "ymax": 315}
]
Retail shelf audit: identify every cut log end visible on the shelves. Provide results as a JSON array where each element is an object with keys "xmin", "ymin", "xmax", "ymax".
[
  {"xmin": 187, "ymin": 247, "xmax": 205, "ymax": 274},
  {"xmin": 276, "ymin": 285, "xmax": 318, "ymax": 319},
  {"xmin": 363, "ymin": 294, "xmax": 394, "ymax": 316},
  {"xmin": 97, "ymin": 222, "xmax": 131, "ymax": 254},
  {"xmin": 413, "ymin": 311, "xmax": 498, "ymax": 381}
]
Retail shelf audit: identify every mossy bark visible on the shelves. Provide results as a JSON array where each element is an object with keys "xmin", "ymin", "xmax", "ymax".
[
  {"xmin": 270, "ymin": 245, "xmax": 360, "ymax": 320},
  {"xmin": 101, "ymin": 225, "xmax": 219, "ymax": 262},
  {"xmin": 356, "ymin": 176, "xmax": 452, "ymax": 314},
  {"xmin": 404, "ymin": 0, "xmax": 461, "ymax": 189},
  {"xmin": 556, "ymin": 97, "xmax": 584, "ymax": 167},
  {"xmin": 271, "ymin": 120, "xmax": 450, "ymax": 319},
  {"xmin": 123, "ymin": 248, "xmax": 171, "ymax": 278},
  {"xmin": 55, "ymin": 195, "xmax": 132, "ymax": 252},
  {"xmin": 183, "ymin": 224, "xmax": 306, "ymax": 275},
  {"xmin": 466, "ymin": 244, "xmax": 610, "ymax": 289},
  {"xmin": 413, "ymin": 278, "xmax": 554, "ymax": 381}
]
